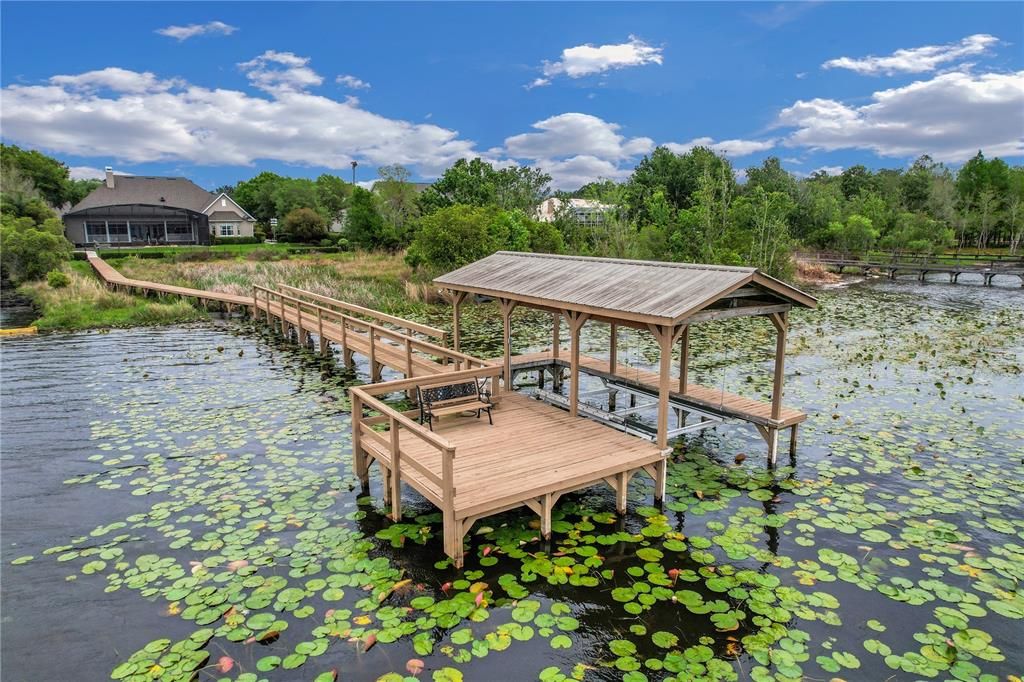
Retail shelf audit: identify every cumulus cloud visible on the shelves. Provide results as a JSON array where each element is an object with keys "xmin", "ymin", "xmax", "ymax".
[
  {"xmin": 0, "ymin": 57, "xmax": 481, "ymax": 178},
  {"xmin": 823, "ymin": 34, "xmax": 999, "ymax": 76},
  {"xmin": 663, "ymin": 136, "xmax": 777, "ymax": 157},
  {"xmin": 50, "ymin": 67, "xmax": 180, "ymax": 94},
  {"xmin": 239, "ymin": 50, "xmax": 323, "ymax": 94},
  {"xmin": 156, "ymin": 21, "xmax": 237, "ymax": 42},
  {"xmin": 505, "ymin": 113, "xmax": 653, "ymax": 161},
  {"xmin": 499, "ymin": 114, "xmax": 653, "ymax": 188},
  {"xmin": 777, "ymin": 70, "xmax": 1024, "ymax": 161},
  {"xmin": 527, "ymin": 35, "xmax": 663, "ymax": 88},
  {"xmin": 336, "ymin": 74, "xmax": 371, "ymax": 90}
]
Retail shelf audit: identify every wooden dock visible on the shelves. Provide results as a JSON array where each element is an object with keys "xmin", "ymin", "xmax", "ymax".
[
  {"xmin": 350, "ymin": 371, "xmax": 667, "ymax": 567},
  {"xmin": 84, "ymin": 251, "xmax": 813, "ymax": 568}
]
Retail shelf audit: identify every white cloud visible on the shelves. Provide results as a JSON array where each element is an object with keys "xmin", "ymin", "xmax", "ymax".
[
  {"xmin": 505, "ymin": 113, "xmax": 653, "ymax": 161},
  {"xmin": 532, "ymin": 156, "xmax": 629, "ymax": 188},
  {"xmin": 68, "ymin": 166, "xmax": 106, "ymax": 180},
  {"xmin": 0, "ymin": 57, "xmax": 481, "ymax": 179},
  {"xmin": 792, "ymin": 165, "xmax": 843, "ymax": 179},
  {"xmin": 50, "ymin": 67, "xmax": 180, "ymax": 94},
  {"xmin": 238, "ymin": 50, "xmax": 323, "ymax": 94},
  {"xmin": 337, "ymin": 74, "xmax": 370, "ymax": 90},
  {"xmin": 823, "ymin": 34, "xmax": 999, "ymax": 76},
  {"xmin": 663, "ymin": 136, "xmax": 777, "ymax": 157},
  {"xmin": 156, "ymin": 21, "xmax": 237, "ymax": 42},
  {"xmin": 777, "ymin": 70, "xmax": 1024, "ymax": 161},
  {"xmin": 528, "ymin": 35, "xmax": 662, "ymax": 88}
]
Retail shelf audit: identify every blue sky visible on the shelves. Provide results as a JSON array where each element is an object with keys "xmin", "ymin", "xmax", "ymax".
[{"xmin": 2, "ymin": 2, "xmax": 1022, "ymax": 190}]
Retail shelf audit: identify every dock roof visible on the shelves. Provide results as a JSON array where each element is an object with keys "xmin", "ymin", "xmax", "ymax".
[{"xmin": 434, "ymin": 252, "xmax": 816, "ymax": 325}]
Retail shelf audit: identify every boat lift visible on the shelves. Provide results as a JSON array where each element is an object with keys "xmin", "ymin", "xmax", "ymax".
[{"xmin": 532, "ymin": 374, "xmax": 724, "ymax": 442}]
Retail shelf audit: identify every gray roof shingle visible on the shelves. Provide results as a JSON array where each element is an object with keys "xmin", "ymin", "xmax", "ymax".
[{"xmin": 67, "ymin": 176, "xmax": 215, "ymax": 214}]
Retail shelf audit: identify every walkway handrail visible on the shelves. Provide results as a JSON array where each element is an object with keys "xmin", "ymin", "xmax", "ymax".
[
  {"xmin": 349, "ymin": 385, "xmax": 457, "ymax": 507},
  {"xmin": 357, "ymin": 364, "xmax": 503, "ymax": 397},
  {"xmin": 277, "ymin": 283, "xmax": 447, "ymax": 343},
  {"xmin": 254, "ymin": 285, "xmax": 486, "ymax": 370}
]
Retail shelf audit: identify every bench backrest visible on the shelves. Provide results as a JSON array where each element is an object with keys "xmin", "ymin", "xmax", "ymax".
[{"xmin": 419, "ymin": 380, "xmax": 479, "ymax": 405}]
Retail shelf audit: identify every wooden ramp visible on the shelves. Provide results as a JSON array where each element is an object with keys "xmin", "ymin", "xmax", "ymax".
[{"xmin": 350, "ymin": 371, "xmax": 667, "ymax": 568}]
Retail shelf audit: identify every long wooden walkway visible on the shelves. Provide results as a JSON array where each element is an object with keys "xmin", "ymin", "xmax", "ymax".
[
  {"xmin": 804, "ymin": 255, "xmax": 1024, "ymax": 286},
  {"xmin": 86, "ymin": 251, "xmax": 253, "ymax": 308}
]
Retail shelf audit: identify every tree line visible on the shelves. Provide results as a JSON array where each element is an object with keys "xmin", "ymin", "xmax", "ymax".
[{"xmin": 225, "ymin": 147, "xmax": 1021, "ymax": 278}]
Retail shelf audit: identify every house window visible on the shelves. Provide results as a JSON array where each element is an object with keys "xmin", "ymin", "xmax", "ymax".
[{"xmin": 219, "ymin": 223, "xmax": 236, "ymax": 236}]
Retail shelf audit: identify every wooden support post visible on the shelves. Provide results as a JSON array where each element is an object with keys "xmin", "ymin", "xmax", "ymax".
[
  {"xmin": 678, "ymin": 325, "xmax": 689, "ymax": 394},
  {"xmin": 789, "ymin": 424, "xmax": 798, "ymax": 458},
  {"xmin": 451, "ymin": 291, "xmax": 466, "ymax": 352},
  {"xmin": 565, "ymin": 310, "xmax": 588, "ymax": 417},
  {"xmin": 650, "ymin": 324, "xmax": 674, "ymax": 449},
  {"xmin": 769, "ymin": 312, "xmax": 788, "ymax": 421},
  {"xmin": 541, "ymin": 493, "xmax": 553, "ymax": 539},
  {"xmin": 654, "ymin": 458, "xmax": 667, "ymax": 502},
  {"xmin": 389, "ymin": 415, "xmax": 401, "ymax": 521},
  {"xmin": 616, "ymin": 470, "xmax": 628, "ymax": 514},
  {"xmin": 609, "ymin": 322, "xmax": 617, "ymax": 374},
  {"xmin": 441, "ymin": 445, "xmax": 460, "ymax": 567},
  {"xmin": 279, "ymin": 294, "xmax": 287, "ymax": 336},
  {"xmin": 499, "ymin": 298, "xmax": 517, "ymax": 398},
  {"xmin": 551, "ymin": 312, "xmax": 560, "ymax": 360},
  {"xmin": 297, "ymin": 304, "xmax": 308, "ymax": 346},
  {"xmin": 756, "ymin": 424, "xmax": 780, "ymax": 466}
]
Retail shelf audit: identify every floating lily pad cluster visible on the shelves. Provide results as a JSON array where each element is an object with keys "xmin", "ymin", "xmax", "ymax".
[{"xmin": 5, "ymin": 284, "xmax": 1023, "ymax": 681}]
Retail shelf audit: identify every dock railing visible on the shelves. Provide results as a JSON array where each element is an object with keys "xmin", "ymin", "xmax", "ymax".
[
  {"xmin": 348, "ymin": 364, "xmax": 504, "ymax": 521},
  {"xmin": 277, "ymin": 283, "xmax": 447, "ymax": 346},
  {"xmin": 253, "ymin": 285, "xmax": 485, "ymax": 372}
]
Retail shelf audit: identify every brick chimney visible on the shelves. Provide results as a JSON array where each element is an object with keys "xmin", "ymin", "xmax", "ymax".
[{"xmin": 105, "ymin": 166, "xmax": 115, "ymax": 189}]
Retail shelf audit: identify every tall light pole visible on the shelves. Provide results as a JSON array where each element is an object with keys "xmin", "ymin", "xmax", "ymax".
[{"xmin": 350, "ymin": 161, "xmax": 358, "ymax": 185}]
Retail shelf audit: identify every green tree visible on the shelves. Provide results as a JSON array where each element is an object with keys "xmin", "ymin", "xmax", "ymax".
[
  {"xmin": 744, "ymin": 157, "xmax": 797, "ymax": 198},
  {"xmin": 346, "ymin": 187, "xmax": 401, "ymax": 250},
  {"xmin": 1, "ymin": 213, "xmax": 73, "ymax": 283},
  {"xmin": 375, "ymin": 165, "xmax": 420, "ymax": 240},
  {"xmin": 839, "ymin": 164, "xmax": 876, "ymax": 200},
  {"xmin": 0, "ymin": 144, "xmax": 73, "ymax": 207},
  {"xmin": 730, "ymin": 186, "xmax": 795, "ymax": 278},
  {"xmin": 233, "ymin": 172, "xmax": 285, "ymax": 224},
  {"xmin": 273, "ymin": 178, "xmax": 321, "ymax": 219},
  {"xmin": 493, "ymin": 165, "xmax": 551, "ymax": 213},
  {"xmin": 406, "ymin": 204, "xmax": 503, "ymax": 270},
  {"xmin": 827, "ymin": 214, "xmax": 878, "ymax": 256},
  {"xmin": 315, "ymin": 174, "xmax": 350, "ymax": 225},
  {"xmin": 279, "ymin": 207, "xmax": 327, "ymax": 243},
  {"xmin": 626, "ymin": 146, "xmax": 735, "ymax": 219},
  {"xmin": 418, "ymin": 158, "xmax": 499, "ymax": 213}
]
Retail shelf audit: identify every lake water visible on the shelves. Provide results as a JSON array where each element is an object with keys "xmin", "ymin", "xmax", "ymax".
[{"xmin": 2, "ymin": 277, "xmax": 1022, "ymax": 682}]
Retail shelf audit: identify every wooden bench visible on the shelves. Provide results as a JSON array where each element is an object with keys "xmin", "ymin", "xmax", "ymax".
[{"xmin": 417, "ymin": 379, "xmax": 493, "ymax": 430}]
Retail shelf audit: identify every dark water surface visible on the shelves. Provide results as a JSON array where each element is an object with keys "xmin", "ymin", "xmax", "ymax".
[{"xmin": 2, "ymin": 278, "xmax": 1022, "ymax": 682}]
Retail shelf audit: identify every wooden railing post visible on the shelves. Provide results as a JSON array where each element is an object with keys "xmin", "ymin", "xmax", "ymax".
[
  {"xmin": 279, "ymin": 292, "xmax": 287, "ymax": 336},
  {"xmin": 368, "ymin": 325, "xmax": 378, "ymax": 381},
  {"xmin": 389, "ymin": 415, "xmax": 402, "ymax": 521},
  {"xmin": 317, "ymin": 306, "xmax": 326, "ymax": 355},
  {"xmin": 351, "ymin": 390, "xmax": 368, "ymax": 486},
  {"xmin": 441, "ymin": 445, "xmax": 459, "ymax": 567},
  {"xmin": 405, "ymin": 336, "xmax": 414, "ymax": 379}
]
